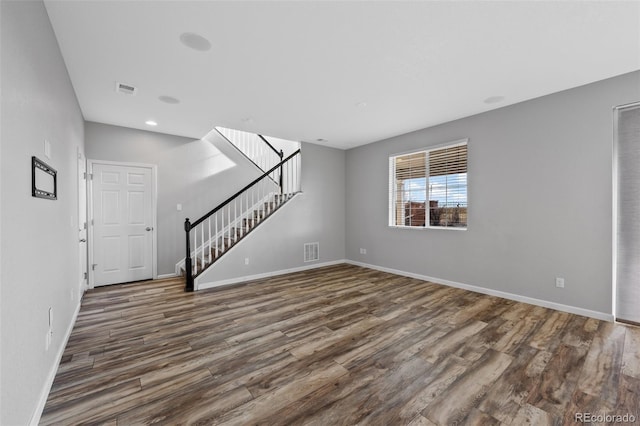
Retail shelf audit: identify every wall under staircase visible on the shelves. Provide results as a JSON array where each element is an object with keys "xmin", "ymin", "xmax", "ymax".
[
  {"xmin": 85, "ymin": 122, "xmax": 347, "ymax": 286},
  {"xmin": 194, "ymin": 143, "xmax": 347, "ymax": 289}
]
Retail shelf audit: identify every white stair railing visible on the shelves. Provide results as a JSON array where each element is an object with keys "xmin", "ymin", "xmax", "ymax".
[{"xmin": 216, "ymin": 127, "xmax": 283, "ymax": 174}]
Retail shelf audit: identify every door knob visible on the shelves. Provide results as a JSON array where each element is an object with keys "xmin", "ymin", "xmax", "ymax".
[
  {"xmin": 79, "ymin": 238, "xmax": 87, "ymax": 242},
  {"xmin": 146, "ymin": 227, "xmax": 153, "ymax": 231}
]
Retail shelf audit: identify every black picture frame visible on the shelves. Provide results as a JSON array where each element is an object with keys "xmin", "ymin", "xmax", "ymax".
[{"xmin": 32, "ymin": 156, "xmax": 57, "ymax": 200}]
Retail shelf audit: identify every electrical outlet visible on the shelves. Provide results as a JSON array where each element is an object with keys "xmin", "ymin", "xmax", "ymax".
[
  {"xmin": 245, "ymin": 258, "xmax": 249, "ymax": 265},
  {"xmin": 360, "ymin": 248, "xmax": 367, "ymax": 255},
  {"xmin": 555, "ymin": 277, "xmax": 565, "ymax": 288}
]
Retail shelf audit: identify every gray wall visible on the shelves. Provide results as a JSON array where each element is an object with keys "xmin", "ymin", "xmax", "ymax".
[
  {"xmin": 198, "ymin": 142, "xmax": 346, "ymax": 285},
  {"xmin": 85, "ymin": 122, "xmax": 267, "ymax": 275},
  {"xmin": 1, "ymin": 1, "xmax": 86, "ymax": 424},
  {"xmin": 346, "ymin": 71, "xmax": 640, "ymax": 316}
]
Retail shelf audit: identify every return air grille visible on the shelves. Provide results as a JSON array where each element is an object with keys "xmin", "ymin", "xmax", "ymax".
[
  {"xmin": 304, "ymin": 242, "xmax": 319, "ymax": 262},
  {"xmin": 115, "ymin": 82, "xmax": 137, "ymax": 95}
]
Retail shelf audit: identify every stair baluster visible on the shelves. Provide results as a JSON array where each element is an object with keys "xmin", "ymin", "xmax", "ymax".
[{"xmin": 181, "ymin": 149, "xmax": 301, "ymax": 291}]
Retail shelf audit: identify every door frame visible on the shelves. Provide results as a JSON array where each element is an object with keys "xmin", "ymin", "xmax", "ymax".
[
  {"xmin": 87, "ymin": 159, "xmax": 158, "ymax": 288},
  {"xmin": 78, "ymin": 148, "xmax": 88, "ymax": 295},
  {"xmin": 612, "ymin": 100, "xmax": 640, "ymax": 322}
]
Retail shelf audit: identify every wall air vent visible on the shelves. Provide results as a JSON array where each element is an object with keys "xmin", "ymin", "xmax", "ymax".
[
  {"xmin": 304, "ymin": 242, "xmax": 320, "ymax": 262},
  {"xmin": 115, "ymin": 82, "xmax": 137, "ymax": 95}
]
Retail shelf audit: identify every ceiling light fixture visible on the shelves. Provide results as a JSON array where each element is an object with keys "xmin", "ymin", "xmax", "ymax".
[
  {"xmin": 159, "ymin": 95, "xmax": 180, "ymax": 104},
  {"xmin": 145, "ymin": 120, "xmax": 158, "ymax": 126},
  {"xmin": 179, "ymin": 32, "xmax": 212, "ymax": 52},
  {"xmin": 356, "ymin": 101, "xmax": 368, "ymax": 108},
  {"xmin": 484, "ymin": 95, "xmax": 505, "ymax": 104}
]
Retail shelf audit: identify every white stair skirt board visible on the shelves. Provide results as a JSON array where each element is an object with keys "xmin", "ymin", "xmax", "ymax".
[
  {"xmin": 344, "ymin": 260, "xmax": 614, "ymax": 322},
  {"xmin": 197, "ymin": 260, "xmax": 347, "ymax": 291}
]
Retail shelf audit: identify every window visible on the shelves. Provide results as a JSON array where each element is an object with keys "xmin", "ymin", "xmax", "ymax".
[{"xmin": 389, "ymin": 140, "xmax": 467, "ymax": 229}]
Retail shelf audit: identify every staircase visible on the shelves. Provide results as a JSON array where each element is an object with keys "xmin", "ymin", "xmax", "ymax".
[
  {"xmin": 216, "ymin": 126, "xmax": 283, "ymax": 174},
  {"xmin": 178, "ymin": 131, "xmax": 301, "ymax": 292}
]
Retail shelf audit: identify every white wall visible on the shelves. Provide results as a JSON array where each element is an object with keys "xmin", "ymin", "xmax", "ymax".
[
  {"xmin": 197, "ymin": 142, "xmax": 346, "ymax": 286},
  {"xmin": 85, "ymin": 122, "xmax": 266, "ymax": 275},
  {"xmin": 1, "ymin": 1, "xmax": 85, "ymax": 424},
  {"xmin": 345, "ymin": 71, "xmax": 640, "ymax": 318}
]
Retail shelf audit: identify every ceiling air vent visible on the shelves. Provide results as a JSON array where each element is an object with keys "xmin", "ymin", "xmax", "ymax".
[
  {"xmin": 115, "ymin": 82, "xmax": 137, "ymax": 95},
  {"xmin": 304, "ymin": 242, "xmax": 320, "ymax": 263}
]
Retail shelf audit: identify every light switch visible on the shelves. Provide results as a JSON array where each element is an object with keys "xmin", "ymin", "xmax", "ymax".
[{"xmin": 44, "ymin": 139, "xmax": 51, "ymax": 159}]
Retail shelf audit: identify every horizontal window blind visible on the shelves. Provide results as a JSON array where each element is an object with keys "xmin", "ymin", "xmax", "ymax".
[
  {"xmin": 429, "ymin": 144, "xmax": 467, "ymax": 176},
  {"xmin": 394, "ymin": 152, "xmax": 426, "ymax": 180},
  {"xmin": 389, "ymin": 141, "xmax": 467, "ymax": 229}
]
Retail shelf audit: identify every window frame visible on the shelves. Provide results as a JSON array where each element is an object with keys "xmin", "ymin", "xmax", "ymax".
[{"xmin": 388, "ymin": 138, "xmax": 468, "ymax": 231}]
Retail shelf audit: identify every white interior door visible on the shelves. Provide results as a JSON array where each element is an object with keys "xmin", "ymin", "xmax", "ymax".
[
  {"xmin": 91, "ymin": 162, "xmax": 154, "ymax": 286},
  {"xmin": 78, "ymin": 150, "xmax": 88, "ymax": 293}
]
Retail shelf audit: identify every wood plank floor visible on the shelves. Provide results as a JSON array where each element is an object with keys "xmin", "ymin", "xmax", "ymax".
[{"xmin": 41, "ymin": 264, "xmax": 640, "ymax": 425}]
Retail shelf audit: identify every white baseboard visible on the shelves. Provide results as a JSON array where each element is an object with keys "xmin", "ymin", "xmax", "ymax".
[
  {"xmin": 196, "ymin": 259, "xmax": 347, "ymax": 291},
  {"xmin": 29, "ymin": 298, "xmax": 82, "ymax": 426},
  {"xmin": 157, "ymin": 273, "xmax": 179, "ymax": 279},
  {"xmin": 345, "ymin": 260, "xmax": 614, "ymax": 322}
]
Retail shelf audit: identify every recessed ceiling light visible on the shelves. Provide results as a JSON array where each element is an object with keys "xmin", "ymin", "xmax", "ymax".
[
  {"xmin": 484, "ymin": 96, "xmax": 505, "ymax": 104},
  {"xmin": 159, "ymin": 95, "xmax": 180, "ymax": 104},
  {"xmin": 356, "ymin": 101, "xmax": 368, "ymax": 108},
  {"xmin": 179, "ymin": 32, "xmax": 211, "ymax": 52},
  {"xmin": 145, "ymin": 120, "xmax": 158, "ymax": 126}
]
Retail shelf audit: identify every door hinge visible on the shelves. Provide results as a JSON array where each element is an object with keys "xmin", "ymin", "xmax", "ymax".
[
  {"xmin": 83, "ymin": 222, "xmax": 87, "ymax": 229},
  {"xmin": 83, "ymin": 272, "xmax": 88, "ymax": 279},
  {"xmin": 92, "ymin": 264, "xmax": 97, "ymax": 271}
]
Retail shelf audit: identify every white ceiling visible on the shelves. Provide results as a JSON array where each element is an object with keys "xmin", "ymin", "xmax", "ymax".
[{"xmin": 44, "ymin": 1, "xmax": 640, "ymax": 150}]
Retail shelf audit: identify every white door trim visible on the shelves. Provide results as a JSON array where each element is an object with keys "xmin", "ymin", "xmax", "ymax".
[
  {"xmin": 87, "ymin": 159, "xmax": 158, "ymax": 288},
  {"xmin": 612, "ymin": 101, "xmax": 640, "ymax": 323},
  {"xmin": 77, "ymin": 148, "xmax": 88, "ymax": 295}
]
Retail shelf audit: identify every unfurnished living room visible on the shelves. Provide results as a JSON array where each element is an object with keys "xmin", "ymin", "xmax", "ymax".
[{"xmin": 2, "ymin": 1, "xmax": 640, "ymax": 425}]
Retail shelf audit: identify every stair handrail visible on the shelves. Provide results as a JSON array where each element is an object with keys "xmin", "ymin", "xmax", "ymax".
[
  {"xmin": 257, "ymin": 134, "xmax": 284, "ymax": 188},
  {"xmin": 258, "ymin": 134, "xmax": 283, "ymax": 158},
  {"xmin": 189, "ymin": 149, "xmax": 299, "ymax": 229},
  {"xmin": 216, "ymin": 127, "xmax": 284, "ymax": 175},
  {"xmin": 184, "ymin": 148, "xmax": 301, "ymax": 291}
]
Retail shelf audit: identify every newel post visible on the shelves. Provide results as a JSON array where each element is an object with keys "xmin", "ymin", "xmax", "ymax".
[
  {"xmin": 279, "ymin": 150, "xmax": 284, "ymax": 193},
  {"xmin": 184, "ymin": 218, "xmax": 194, "ymax": 292}
]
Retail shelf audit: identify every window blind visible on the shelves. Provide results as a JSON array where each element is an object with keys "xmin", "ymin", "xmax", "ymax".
[{"xmin": 429, "ymin": 144, "xmax": 467, "ymax": 176}]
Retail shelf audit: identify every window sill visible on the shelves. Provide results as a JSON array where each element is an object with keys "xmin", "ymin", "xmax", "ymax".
[{"xmin": 388, "ymin": 225, "xmax": 467, "ymax": 231}]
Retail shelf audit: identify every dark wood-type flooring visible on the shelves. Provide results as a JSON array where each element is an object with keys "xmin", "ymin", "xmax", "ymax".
[{"xmin": 42, "ymin": 264, "xmax": 640, "ymax": 425}]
